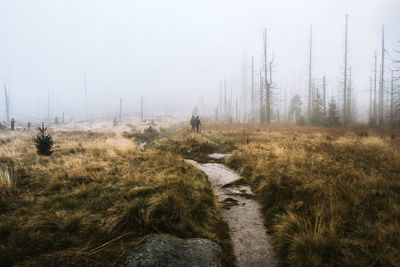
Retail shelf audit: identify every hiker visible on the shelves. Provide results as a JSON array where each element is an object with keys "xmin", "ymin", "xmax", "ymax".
[
  {"xmin": 195, "ymin": 116, "xmax": 201, "ymax": 133},
  {"xmin": 190, "ymin": 115, "xmax": 196, "ymax": 131}
]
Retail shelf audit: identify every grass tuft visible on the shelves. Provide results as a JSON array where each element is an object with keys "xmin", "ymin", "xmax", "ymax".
[
  {"xmin": 0, "ymin": 130, "xmax": 233, "ymax": 266},
  {"xmin": 201, "ymin": 123, "xmax": 400, "ymax": 266}
]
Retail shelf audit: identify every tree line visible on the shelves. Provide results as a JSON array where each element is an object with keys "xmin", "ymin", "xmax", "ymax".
[{"xmin": 215, "ymin": 15, "xmax": 400, "ymax": 128}]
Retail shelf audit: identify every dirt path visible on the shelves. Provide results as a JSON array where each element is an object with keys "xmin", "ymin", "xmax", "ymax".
[{"xmin": 185, "ymin": 160, "xmax": 277, "ymax": 267}]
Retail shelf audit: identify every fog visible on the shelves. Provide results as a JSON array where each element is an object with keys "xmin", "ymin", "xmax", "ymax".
[{"xmin": 0, "ymin": 0, "xmax": 399, "ymax": 121}]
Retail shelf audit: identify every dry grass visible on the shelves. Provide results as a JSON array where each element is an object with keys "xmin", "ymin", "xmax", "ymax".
[
  {"xmin": 154, "ymin": 127, "xmax": 221, "ymax": 162},
  {"xmin": 0, "ymin": 130, "xmax": 233, "ymax": 266},
  {"xmin": 198, "ymin": 123, "xmax": 400, "ymax": 267}
]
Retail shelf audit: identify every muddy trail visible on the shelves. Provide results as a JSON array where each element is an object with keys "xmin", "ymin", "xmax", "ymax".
[{"xmin": 186, "ymin": 159, "xmax": 277, "ymax": 267}]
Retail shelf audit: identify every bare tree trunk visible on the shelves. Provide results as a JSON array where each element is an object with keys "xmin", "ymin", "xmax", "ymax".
[
  {"xmin": 323, "ymin": 76, "xmax": 326, "ymax": 116},
  {"xmin": 251, "ymin": 56, "xmax": 255, "ymax": 123},
  {"xmin": 369, "ymin": 76, "xmax": 372, "ymax": 123},
  {"xmin": 349, "ymin": 67, "xmax": 352, "ymax": 122},
  {"xmin": 379, "ymin": 25, "xmax": 385, "ymax": 127},
  {"xmin": 119, "ymin": 98, "xmax": 122, "ymax": 122},
  {"xmin": 241, "ymin": 61, "xmax": 247, "ymax": 123},
  {"xmin": 270, "ymin": 61, "xmax": 273, "ymax": 121},
  {"xmin": 48, "ymin": 91, "xmax": 51, "ymax": 120},
  {"xmin": 343, "ymin": 15, "xmax": 349, "ymax": 125},
  {"xmin": 3, "ymin": 80, "xmax": 10, "ymax": 123},
  {"xmin": 269, "ymin": 61, "xmax": 273, "ymax": 84},
  {"xmin": 84, "ymin": 71, "xmax": 88, "ymax": 115},
  {"xmin": 390, "ymin": 70, "xmax": 394, "ymax": 126},
  {"xmin": 229, "ymin": 80, "xmax": 233, "ymax": 122},
  {"xmin": 235, "ymin": 98, "xmax": 238, "ymax": 122},
  {"xmin": 373, "ymin": 50, "xmax": 378, "ymax": 126},
  {"xmin": 312, "ymin": 83, "xmax": 315, "ymax": 113},
  {"xmin": 224, "ymin": 79, "xmax": 227, "ymax": 122},
  {"xmin": 259, "ymin": 68, "xmax": 265, "ymax": 124},
  {"xmin": 219, "ymin": 81, "xmax": 222, "ymax": 121},
  {"xmin": 308, "ymin": 25, "xmax": 313, "ymax": 119},
  {"xmin": 264, "ymin": 28, "xmax": 271, "ymax": 124},
  {"xmin": 140, "ymin": 95, "xmax": 144, "ymax": 121}
]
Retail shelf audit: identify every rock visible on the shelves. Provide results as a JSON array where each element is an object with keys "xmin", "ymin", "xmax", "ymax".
[
  {"xmin": 208, "ymin": 153, "xmax": 232, "ymax": 159},
  {"xmin": 125, "ymin": 235, "xmax": 220, "ymax": 267}
]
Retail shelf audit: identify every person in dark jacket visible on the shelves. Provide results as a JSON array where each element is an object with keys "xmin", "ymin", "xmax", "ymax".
[
  {"xmin": 190, "ymin": 115, "xmax": 196, "ymax": 131},
  {"xmin": 195, "ymin": 116, "xmax": 201, "ymax": 133}
]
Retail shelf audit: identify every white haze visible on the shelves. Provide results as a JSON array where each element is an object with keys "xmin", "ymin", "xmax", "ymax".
[{"xmin": 0, "ymin": 0, "xmax": 399, "ymax": 121}]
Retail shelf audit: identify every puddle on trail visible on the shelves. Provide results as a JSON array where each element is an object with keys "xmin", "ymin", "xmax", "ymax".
[
  {"xmin": 139, "ymin": 142, "xmax": 147, "ymax": 149},
  {"xmin": 185, "ymin": 159, "xmax": 277, "ymax": 267},
  {"xmin": 208, "ymin": 153, "xmax": 232, "ymax": 159}
]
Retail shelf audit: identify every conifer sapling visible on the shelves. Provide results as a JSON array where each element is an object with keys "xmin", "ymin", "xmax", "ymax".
[{"xmin": 34, "ymin": 122, "xmax": 53, "ymax": 156}]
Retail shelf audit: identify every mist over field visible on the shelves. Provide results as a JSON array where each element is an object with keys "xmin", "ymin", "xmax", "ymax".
[
  {"xmin": 2, "ymin": 2, "xmax": 400, "ymax": 266},
  {"xmin": 0, "ymin": 0, "xmax": 399, "ymax": 121}
]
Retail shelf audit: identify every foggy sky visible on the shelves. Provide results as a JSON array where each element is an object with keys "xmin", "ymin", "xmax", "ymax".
[{"xmin": 0, "ymin": 0, "xmax": 399, "ymax": 121}]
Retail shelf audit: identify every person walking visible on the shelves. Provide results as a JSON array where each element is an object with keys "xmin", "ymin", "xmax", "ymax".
[
  {"xmin": 195, "ymin": 116, "xmax": 201, "ymax": 133},
  {"xmin": 190, "ymin": 115, "xmax": 196, "ymax": 131}
]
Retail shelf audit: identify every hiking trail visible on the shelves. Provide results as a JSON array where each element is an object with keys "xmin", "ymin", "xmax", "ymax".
[{"xmin": 185, "ymin": 159, "xmax": 277, "ymax": 267}]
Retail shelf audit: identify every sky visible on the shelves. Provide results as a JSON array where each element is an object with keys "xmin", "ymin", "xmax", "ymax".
[{"xmin": 0, "ymin": 0, "xmax": 399, "ymax": 121}]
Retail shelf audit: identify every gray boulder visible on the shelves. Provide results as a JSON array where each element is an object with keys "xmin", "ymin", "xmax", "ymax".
[{"xmin": 125, "ymin": 235, "xmax": 220, "ymax": 267}]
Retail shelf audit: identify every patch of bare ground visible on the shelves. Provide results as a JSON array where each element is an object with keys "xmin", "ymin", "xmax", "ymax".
[{"xmin": 186, "ymin": 160, "xmax": 277, "ymax": 267}]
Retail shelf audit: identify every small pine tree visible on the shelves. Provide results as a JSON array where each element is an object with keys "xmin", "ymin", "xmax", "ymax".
[
  {"xmin": 326, "ymin": 98, "xmax": 341, "ymax": 126},
  {"xmin": 310, "ymin": 90, "xmax": 325, "ymax": 126},
  {"xmin": 34, "ymin": 123, "xmax": 53, "ymax": 156}
]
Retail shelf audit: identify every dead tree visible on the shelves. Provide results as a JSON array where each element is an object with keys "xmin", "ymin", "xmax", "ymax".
[
  {"xmin": 229, "ymin": 81, "xmax": 233, "ymax": 123},
  {"xmin": 47, "ymin": 91, "xmax": 51, "ymax": 120},
  {"xmin": 140, "ymin": 95, "xmax": 144, "ymax": 121},
  {"xmin": 251, "ymin": 56, "xmax": 255, "ymax": 122},
  {"xmin": 235, "ymin": 98, "xmax": 238, "ymax": 122},
  {"xmin": 369, "ymin": 76, "xmax": 373, "ymax": 124},
  {"xmin": 348, "ymin": 67, "xmax": 352, "ymax": 121},
  {"xmin": 390, "ymin": 70, "xmax": 394, "ymax": 126},
  {"xmin": 224, "ymin": 79, "xmax": 227, "ymax": 122},
  {"xmin": 343, "ymin": 15, "xmax": 349, "ymax": 125},
  {"xmin": 84, "ymin": 71, "xmax": 88, "ymax": 114},
  {"xmin": 3, "ymin": 80, "xmax": 10, "ymax": 123},
  {"xmin": 308, "ymin": 25, "xmax": 313, "ymax": 119},
  {"xmin": 393, "ymin": 44, "xmax": 400, "ymax": 126},
  {"xmin": 240, "ymin": 59, "xmax": 248, "ymax": 123},
  {"xmin": 264, "ymin": 28, "xmax": 271, "ymax": 124},
  {"xmin": 323, "ymin": 76, "xmax": 326, "ymax": 116},
  {"xmin": 259, "ymin": 68, "xmax": 265, "ymax": 124},
  {"xmin": 270, "ymin": 61, "xmax": 273, "ymax": 85},
  {"xmin": 378, "ymin": 25, "xmax": 385, "ymax": 127},
  {"xmin": 373, "ymin": 50, "xmax": 378, "ymax": 126},
  {"xmin": 119, "ymin": 98, "xmax": 122, "ymax": 122},
  {"xmin": 219, "ymin": 81, "xmax": 222, "ymax": 121},
  {"xmin": 11, "ymin": 118, "xmax": 15, "ymax": 131}
]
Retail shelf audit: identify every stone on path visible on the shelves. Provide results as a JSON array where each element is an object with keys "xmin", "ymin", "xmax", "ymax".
[{"xmin": 125, "ymin": 235, "xmax": 220, "ymax": 267}]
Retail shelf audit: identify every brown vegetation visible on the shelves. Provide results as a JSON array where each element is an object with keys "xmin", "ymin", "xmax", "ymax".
[
  {"xmin": 201, "ymin": 123, "xmax": 400, "ymax": 266},
  {"xmin": 0, "ymin": 130, "xmax": 233, "ymax": 266},
  {"xmin": 154, "ymin": 128, "xmax": 220, "ymax": 162}
]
